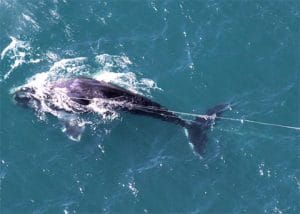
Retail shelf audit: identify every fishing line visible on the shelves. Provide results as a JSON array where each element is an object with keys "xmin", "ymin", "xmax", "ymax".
[
  {"xmin": 166, "ymin": 109, "xmax": 300, "ymax": 131},
  {"xmin": 214, "ymin": 116, "xmax": 300, "ymax": 131}
]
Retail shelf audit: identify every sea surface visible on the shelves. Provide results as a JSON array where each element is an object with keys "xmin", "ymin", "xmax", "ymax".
[{"xmin": 0, "ymin": 1, "xmax": 300, "ymax": 213}]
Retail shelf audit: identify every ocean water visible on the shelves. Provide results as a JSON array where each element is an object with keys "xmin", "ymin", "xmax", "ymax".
[{"xmin": 0, "ymin": 0, "xmax": 300, "ymax": 213}]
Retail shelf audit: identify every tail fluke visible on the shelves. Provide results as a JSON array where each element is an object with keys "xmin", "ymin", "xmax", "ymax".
[{"xmin": 185, "ymin": 104, "xmax": 230, "ymax": 155}]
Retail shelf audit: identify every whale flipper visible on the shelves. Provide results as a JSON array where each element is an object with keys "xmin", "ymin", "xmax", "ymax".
[{"xmin": 61, "ymin": 118, "xmax": 86, "ymax": 141}]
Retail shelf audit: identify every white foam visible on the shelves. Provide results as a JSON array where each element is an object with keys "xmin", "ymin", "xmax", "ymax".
[
  {"xmin": 94, "ymin": 71, "xmax": 161, "ymax": 96},
  {"xmin": 46, "ymin": 51, "xmax": 60, "ymax": 62},
  {"xmin": 10, "ymin": 56, "xmax": 84, "ymax": 115},
  {"xmin": 48, "ymin": 57, "xmax": 88, "ymax": 75},
  {"xmin": 88, "ymin": 100, "xmax": 120, "ymax": 121},
  {"xmin": 128, "ymin": 181, "xmax": 139, "ymax": 197},
  {"xmin": 140, "ymin": 78, "xmax": 162, "ymax": 91},
  {"xmin": 1, "ymin": 37, "xmax": 32, "ymax": 80},
  {"xmin": 95, "ymin": 54, "xmax": 132, "ymax": 71},
  {"xmin": 11, "ymin": 55, "xmax": 123, "ymax": 132},
  {"xmin": 1, "ymin": 36, "xmax": 27, "ymax": 60},
  {"xmin": 93, "ymin": 54, "xmax": 161, "ymax": 95}
]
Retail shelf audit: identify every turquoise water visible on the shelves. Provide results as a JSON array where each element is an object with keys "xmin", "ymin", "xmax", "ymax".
[{"xmin": 1, "ymin": 0, "xmax": 300, "ymax": 213}]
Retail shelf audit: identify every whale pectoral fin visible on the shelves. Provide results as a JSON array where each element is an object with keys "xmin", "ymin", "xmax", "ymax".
[{"xmin": 61, "ymin": 118, "xmax": 86, "ymax": 141}]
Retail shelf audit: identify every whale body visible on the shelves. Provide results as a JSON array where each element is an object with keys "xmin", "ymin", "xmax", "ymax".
[{"xmin": 14, "ymin": 77, "xmax": 229, "ymax": 154}]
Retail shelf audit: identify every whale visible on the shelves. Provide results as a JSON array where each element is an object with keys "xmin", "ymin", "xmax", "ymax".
[{"xmin": 13, "ymin": 77, "xmax": 229, "ymax": 154}]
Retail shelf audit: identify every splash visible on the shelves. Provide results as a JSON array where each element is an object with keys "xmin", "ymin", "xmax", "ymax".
[
  {"xmin": 0, "ymin": 36, "xmax": 40, "ymax": 81},
  {"xmin": 48, "ymin": 57, "xmax": 89, "ymax": 77},
  {"xmin": 94, "ymin": 71, "xmax": 161, "ymax": 96},
  {"xmin": 95, "ymin": 54, "xmax": 132, "ymax": 71},
  {"xmin": 94, "ymin": 54, "xmax": 161, "ymax": 96}
]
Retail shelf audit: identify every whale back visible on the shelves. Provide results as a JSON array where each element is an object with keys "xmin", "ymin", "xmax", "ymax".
[{"xmin": 54, "ymin": 77, "xmax": 162, "ymax": 108}]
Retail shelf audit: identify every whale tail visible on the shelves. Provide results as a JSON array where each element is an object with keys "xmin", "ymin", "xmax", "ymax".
[{"xmin": 185, "ymin": 104, "xmax": 230, "ymax": 155}]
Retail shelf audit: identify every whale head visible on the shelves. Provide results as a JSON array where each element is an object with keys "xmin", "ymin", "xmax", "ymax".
[{"xmin": 13, "ymin": 87, "xmax": 40, "ymax": 108}]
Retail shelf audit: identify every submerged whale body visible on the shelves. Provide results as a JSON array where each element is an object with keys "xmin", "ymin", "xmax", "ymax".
[{"xmin": 14, "ymin": 77, "xmax": 229, "ymax": 154}]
